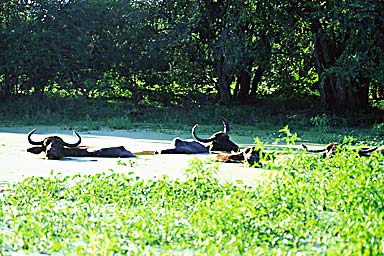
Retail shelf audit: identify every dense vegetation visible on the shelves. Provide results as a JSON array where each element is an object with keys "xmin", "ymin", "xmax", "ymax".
[
  {"xmin": 1, "ymin": 95, "xmax": 383, "ymax": 144},
  {"xmin": 1, "ymin": 135, "xmax": 383, "ymax": 254},
  {"xmin": 1, "ymin": 0, "xmax": 384, "ymax": 113},
  {"xmin": 1, "ymin": 2, "xmax": 383, "ymax": 254}
]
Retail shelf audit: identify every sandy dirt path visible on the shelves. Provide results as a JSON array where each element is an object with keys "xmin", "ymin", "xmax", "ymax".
[{"xmin": 0, "ymin": 126, "xmax": 272, "ymax": 187}]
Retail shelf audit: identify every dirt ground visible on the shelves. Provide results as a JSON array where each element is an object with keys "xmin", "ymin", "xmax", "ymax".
[{"xmin": 0, "ymin": 126, "xmax": 274, "ymax": 188}]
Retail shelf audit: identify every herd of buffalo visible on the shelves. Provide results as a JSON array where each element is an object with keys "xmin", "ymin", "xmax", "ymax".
[{"xmin": 26, "ymin": 119, "xmax": 383, "ymax": 166}]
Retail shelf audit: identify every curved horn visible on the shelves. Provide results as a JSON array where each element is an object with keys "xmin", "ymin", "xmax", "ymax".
[
  {"xmin": 28, "ymin": 128, "xmax": 44, "ymax": 145},
  {"xmin": 301, "ymin": 143, "xmax": 326, "ymax": 153},
  {"xmin": 62, "ymin": 131, "xmax": 82, "ymax": 147},
  {"xmin": 361, "ymin": 146, "xmax": 378, "ymax": 153},
  {"xmin": 358, "ymin": 146, "xmax": 378, "ymax": 156},
  {"xmin": 222, "ymin": 118, "xmax": 230, "ymax": 135},
  {"xmin": 192, "ymin": 124, "xmax": 215, "ymax": 143}
]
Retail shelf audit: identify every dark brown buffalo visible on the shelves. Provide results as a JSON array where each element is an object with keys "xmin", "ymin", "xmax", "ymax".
[
  {"xmin": 302, "ymin": 142, "xmax": 341, "ymax": 158},
  {"xmin": 192, "ymin": 118, "xmax": 239, "ymax": 152},
  {"xmin": 157, "ymin": 138, "xmax": 210, "ymax": 154},
  {"xmin": 356, "ymin": 146, "xmax": 383, "ymax": 157},
  {"xmin": 215, "ymin": 146, "xmax": 263, "ymax": 166},
  {"xmin": 302, "ymin": 142, "xmax": 383, "ymax": 158},
  {"xmin": 157, "ymin": 119, "xmax": 239, "ymax": 154},
  {"xmin": 27, "ymin": 129, "xmax": 135, "ymax": 160}
]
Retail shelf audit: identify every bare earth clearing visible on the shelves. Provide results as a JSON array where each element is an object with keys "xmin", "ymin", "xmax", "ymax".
[{"xmin": 0, "ymin": 126, "xmax": 278, "ymax": 187}]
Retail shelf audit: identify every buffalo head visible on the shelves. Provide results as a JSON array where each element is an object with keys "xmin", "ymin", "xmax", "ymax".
[
  {"xmin": 192, "ymin": 119, "xmax": 239, "ymax": 152},
  {"xmin": 27, "ymin": 129, "xmax": 82, "ymax": 159},
  {"xmin": 214, "ymin": 146, "xmax": 267, "ymax": 166},
  {"xmin": 243, "ymin": 146, "xmax": 261, "ymax": 166}
]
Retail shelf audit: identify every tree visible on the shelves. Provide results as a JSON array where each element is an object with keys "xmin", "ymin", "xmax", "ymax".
[
  {"xmin": 182, "ymin": 0, "xmax": 275, "ymax": 104},
  {"xmin": 1, "ymin": 0, "xmax": 382, "ymax": 112},
  {"xmin": 306, "ymin": 1, "xmax": 384, "ymax": 112}
]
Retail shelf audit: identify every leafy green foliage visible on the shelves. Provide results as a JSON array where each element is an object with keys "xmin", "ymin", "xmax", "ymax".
[
  {"xmin": 372, "ymin": 123, "xmax": 384, "ymax": 139},
  {"xmin": 310, "ymin": 113, "xmax": 331, "ymax": 134},
  {"xmin": 1, "ymin": 0, "xmax": 383, "ymax": 112},
  {"xmin": 305, "ymin": 0, "xmax": 384, "ymax": 112},
  {"xmin": 276, "ymin": 125, "xmax": 302, "ymax": 145},
  {"xmin": 0, "ymin": 95, "xmax": 380, "ymax": 144},
  {"xmin": 1, "ymin": 140, "xmax": 383, "ymax": 254}
]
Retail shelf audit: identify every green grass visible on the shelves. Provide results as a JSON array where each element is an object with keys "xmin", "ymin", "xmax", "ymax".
[
  {"xmin": 1, "ymin": 140, "xmax": 383, "ymax": 255},
  {"xmin": 1, "ymin": 95, "xmax": 382, "ymax": 144}
]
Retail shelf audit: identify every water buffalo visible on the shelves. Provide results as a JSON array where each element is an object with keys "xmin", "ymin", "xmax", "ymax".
[
  {"xmin": 27, "ymin": 129, "xmax": 135, "ymax": 160},
  {"xmin": 302, "ymin": 142, "xmax": 383, "ymax": 158},
  {"xmin": 302, "ymin": 142, "xmax": 340, "ymax": 158},
  {"xmin": 157, "ymin": 138, "xmax": 209, "ymax": 154},
  {"xmin": 157, "ymin": 119, "xmax": 239, "ymax": 154},
  {"xmin": 215, "ymin": 146, "xmax": 261, "ymax": 166},
  {"xmin": 192, "ymin": 119, "xmax": 239, "ymax": 152},
  {"xmin": 356, "ymin": 146, "xmax": 383, "ymax": 157}
]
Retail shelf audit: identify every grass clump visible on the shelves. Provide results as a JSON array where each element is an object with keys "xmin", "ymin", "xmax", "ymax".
[
  {"xmin": 1, "ymin": 95, "xmax": 382, "ymax": 143},
  {"xmin": 1, "ymin": 141, "xmax": 383, "ymax": 255}
]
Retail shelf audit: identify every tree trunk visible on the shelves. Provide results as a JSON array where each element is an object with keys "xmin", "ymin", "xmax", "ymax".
[
  {"xmin": 216, "ymin": 74, "xmax": 231, "ymax": 104},
  {"xmin": 215, "ymin": 57, "xmax": 231, "ymax": 104},
  {"xmin": 250, "ymin": 32, "xmax": 270, "ymax": 96},
  {"xmin": 311, "ymin": 19, "xmax": 369, "ymax": 113},
  {"xmin": 217, "ymin": 81, "xmax": 231, "ymax": 104},
  {"xmin": 320, "ymin": 76, "xmax": 368, "ymax": 113},
  {"xmin": 250, "ymin": 67, "xmax": 265, "ymax": 95},
  {"xmin": 1, "ymin": 71, "xmax": 12, "ymax": 98},
  {"xmin": 238, "ymin": 69, "xmax": 251, "ymax": 98}
]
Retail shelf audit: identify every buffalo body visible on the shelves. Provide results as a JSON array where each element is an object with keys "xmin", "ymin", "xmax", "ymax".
[{"xmin": 27, "ymin": 129, "xmax": 135, "ymax": 159}]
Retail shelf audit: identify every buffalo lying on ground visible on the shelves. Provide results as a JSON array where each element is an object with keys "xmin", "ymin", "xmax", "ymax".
[
  {"xmin": 302, "ymin": 142, "xmax": 341, "ymax": 158},
  {"xmin": 302, "ymin": 142, "xmax": 383, "ymax": 158},
  {"xmin": 357, "ymin": 146, "xmax": 384, "ymax": 156},
  {"xmin": 158, "ymin": 138, "xmax": 210, "ymax": 154},
  {"xmin": 27, "ymin": 129, "xmax": 135, "ymax": 160},
  {"xmin": 192, "ymin": 119, "xmax": 239, "ymax": 152},
  {"xmin": 158, "ymin": 119, "xmax": 239, "ymax": 154},
  {"xmin": 215, "ymin": 146, "xmax": 261, "ymax": 166}
]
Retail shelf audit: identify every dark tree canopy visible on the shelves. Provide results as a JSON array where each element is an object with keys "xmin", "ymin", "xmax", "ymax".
[{"xmin": 0, "ymin": 0, "xmax": 383, "ymax": 112}]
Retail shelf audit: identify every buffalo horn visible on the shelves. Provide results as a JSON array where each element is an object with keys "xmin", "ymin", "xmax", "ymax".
[
  {"xmin": 222, "ymin": 118, "xmax": 230, "ymax": 135},
  {"xmin": 192, "ymin": 124, "xmax": 215, "ymax": 143},
  {"xmin": 28, "ymin": 128, "xmax": 43, "ymax": 145},
  {"xmin": 62, "ymin": 131, "xmax": 82, "ymax": 147},
  {"xmin": 358, "ymin": 146, "xmax": 378, "ymax": 156}
]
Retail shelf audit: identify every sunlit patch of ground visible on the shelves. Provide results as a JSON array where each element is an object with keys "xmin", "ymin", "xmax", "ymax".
[{"xmin": 0, "ymin": 126, "xmax": 275, "ymax": 186}]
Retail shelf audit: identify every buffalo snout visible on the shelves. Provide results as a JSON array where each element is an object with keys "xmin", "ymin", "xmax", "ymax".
[
  {"xmin": 45, "ymin": 139, "xmax": 64, "ymax": 160},
  {"xmin": 243, "ymin": 147, "xmax": 261, "ymax": 166}
]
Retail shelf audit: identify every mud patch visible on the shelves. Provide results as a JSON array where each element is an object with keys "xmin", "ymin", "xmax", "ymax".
[{"xmin": 0, "ymin": 126, "xmax": 269, "ymax": 185}]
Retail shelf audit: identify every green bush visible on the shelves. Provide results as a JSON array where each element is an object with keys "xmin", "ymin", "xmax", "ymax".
[
  {"xmin": 372, "ymin": 123, "xmax": 384, "ymax": 139},
  {"xmin": 1, "ymin": 142, "xmax": 383, "ymax": 255},
  {"xmin": 310, "ymin": 113, "xmax": 330, "ymax": 134}
]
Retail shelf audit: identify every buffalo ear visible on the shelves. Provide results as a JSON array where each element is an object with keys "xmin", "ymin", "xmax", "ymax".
[{"xmin": 27, "ymin": 147, "xmax": 44, "ymax": 154}]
